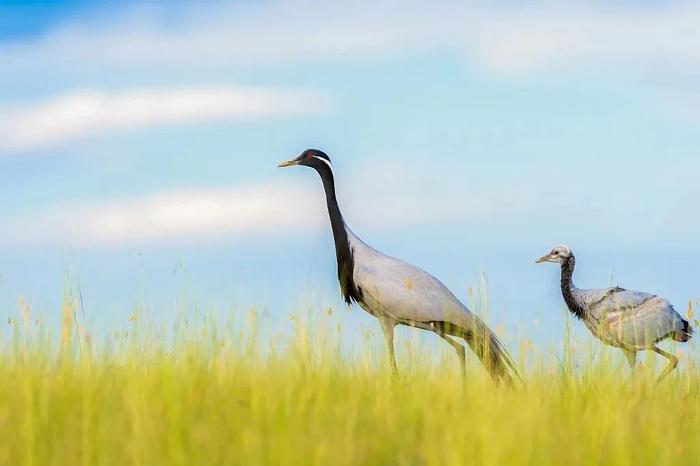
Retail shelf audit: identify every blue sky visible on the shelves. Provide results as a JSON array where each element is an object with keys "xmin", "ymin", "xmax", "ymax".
[{"xmin": 0, "ymin": 0, "xmax": 698, "ymax": 359}]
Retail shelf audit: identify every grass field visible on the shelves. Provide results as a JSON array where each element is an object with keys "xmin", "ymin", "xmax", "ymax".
[{"xmin": 0, "ymin": 295, "xmax": 698, "ymax": 466}]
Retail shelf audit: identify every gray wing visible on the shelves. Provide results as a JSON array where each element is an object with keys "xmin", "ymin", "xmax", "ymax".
[
  {"xmin": 574, "ymin": 287, "xmax": 622, "ymax": 308},
  {"xmin": 583, "ymin": 287, "xmax": 684, "ymax": 349},
  {"xmin": 601, "ymin": 297, "xmax": 686, "ymax": 349},
  {"xmin": 605, "ymin": 289, "xmax": 657, "ymax": 309},
  {"xmin": 350, "ymin": 237, "xmax": 476, "ymax": 328},
  {"xmin": 348, "ymin": 233, "xmax": 520, "ymax": 385},
  {"xmin": 576, "ymin": 287, "xmax": 655, "ymax": 319}
]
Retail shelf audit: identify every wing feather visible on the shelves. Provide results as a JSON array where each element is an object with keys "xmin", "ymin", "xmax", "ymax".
[{"xmin": 597, "ymin": 295, "xmax": 685, "ymax": 349}]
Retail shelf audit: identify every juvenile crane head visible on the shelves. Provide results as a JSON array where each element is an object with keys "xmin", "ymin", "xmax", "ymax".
[
  {"xmin": 535, "ymin": 244, "xmax": 573, "ymax": 265},
  {"xmin": 278, "ymin": 149, "xmax": 333, "ymax": 172}
]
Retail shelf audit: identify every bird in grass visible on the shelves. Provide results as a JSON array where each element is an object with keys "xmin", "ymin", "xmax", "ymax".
[
  {"xmin": 279, "ymin": 149, "xmax": 519, "ymax": 385},
  {"xmin": 536, "ymin": 244, "xmax": 693, "ymax": 381}
]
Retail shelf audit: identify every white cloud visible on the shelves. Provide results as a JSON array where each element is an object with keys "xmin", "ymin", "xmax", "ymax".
[
  {"xmin": 2, "ymin": 1, "xmax": 700, "ymax": 77},
  {"xmin": 5, "ymin": 183, "xmax": 327, "ymax": 246},
  {"xmin": 0, "ymin": 1, "xmax": 415, "ymax": 73},
  {"xmin": 469, "ymin": 6, "xmax": 700, "ymax": 74},
  {"xmin": 2, "ymin": 160, "xmax": 555, "ymax": 247},
  {"xmin": 4, "ymin": 153, "xmax": 699, "ymax": 247},
  {"xmin": 1, "ymin": 1, "xmax": 699, "ymax": 153},
  {"xmin": 0, "ymin": 86, "xmax": 328, "ymax": 151}
]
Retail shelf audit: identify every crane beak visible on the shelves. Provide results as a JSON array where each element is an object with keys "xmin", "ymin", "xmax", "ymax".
[
  {"xmin": 535, "ymin": 255, "xmax": 550, "ymax": 264},
  {"xmin": 277, "ymin": 159, "xmax": 299, "ymax": 168}
]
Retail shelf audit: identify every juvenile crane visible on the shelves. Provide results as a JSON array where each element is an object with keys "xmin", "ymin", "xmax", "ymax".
[
  {"xmin": 279, "ymin": 149, "xmax": 518, "ymax": 385},
  {"xmin": 536, "ymin": 244, "xmax": 693, "ymax": 381}
]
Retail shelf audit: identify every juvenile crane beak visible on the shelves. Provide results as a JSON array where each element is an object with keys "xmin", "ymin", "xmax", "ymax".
[
  {"xmin": 277, "ymin": 158, "xmax": 299, "ymax": 168},
  {"xmin": 535, "ymin": 255, "xmax": 549, "ymax": 264}
]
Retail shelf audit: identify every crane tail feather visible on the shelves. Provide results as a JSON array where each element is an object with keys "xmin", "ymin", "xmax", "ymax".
[
  {"xmin": 673, "ymin": 318, "xmax": 693, "ymax": 343},
  {"xmin": 440, "ymin": 318, "xmax": 522, "ymax": 387}
]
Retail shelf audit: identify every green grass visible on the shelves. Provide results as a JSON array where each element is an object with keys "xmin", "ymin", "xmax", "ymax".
[{"xmin": 0, "ymin": 297, "xmax": 697, "ymax": 466}]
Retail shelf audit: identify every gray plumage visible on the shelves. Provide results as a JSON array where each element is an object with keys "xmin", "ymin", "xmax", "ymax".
[
  {"xmin": 349, "ymin": 231, "xmax": 517, "ymax": 384},
  {"xmin": 537, "ymin": 244, "xmax": 693, "ymax": 381},
  {"xmin": 279, "ymin": 149, "xmax": 519, "ymax": 385}
]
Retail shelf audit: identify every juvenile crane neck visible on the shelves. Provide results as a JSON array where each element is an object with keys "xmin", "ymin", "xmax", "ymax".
[{"xmin": 560, "ymin": 255, "xmax": 586, "ymax": 319}]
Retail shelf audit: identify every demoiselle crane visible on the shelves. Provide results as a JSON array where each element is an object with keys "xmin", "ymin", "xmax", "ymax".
[
  {"xmin": 536, "ymin": 244, "xmax": 693, "ymax": 381},
  {"xmin": 279, "ymin": 149, "xmax": 519, "ymax": 385}
]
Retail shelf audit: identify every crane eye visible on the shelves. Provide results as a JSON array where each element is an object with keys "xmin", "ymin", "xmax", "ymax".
[{"xmin": 552, "ymin": 251, "xmax": 559, "ymax": 256}]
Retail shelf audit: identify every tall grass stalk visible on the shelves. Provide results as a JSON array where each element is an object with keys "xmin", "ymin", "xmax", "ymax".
[{"xmin": 0, "ymin": 296, "xmax": 697, "ymax": 466}]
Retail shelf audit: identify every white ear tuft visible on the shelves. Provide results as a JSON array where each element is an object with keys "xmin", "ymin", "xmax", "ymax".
[{"xmin": 314, "ymin": 155, "xmax": 334, "ymax": 172}]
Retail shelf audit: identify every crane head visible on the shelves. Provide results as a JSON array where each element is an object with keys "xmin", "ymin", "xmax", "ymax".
[
  {"xmin": 278, "ymin": 149, "xmax": 333, "ymax": 170},
  {"xmin": 535, "ymin": 244, "xmax": 573, "ymax": 264}
]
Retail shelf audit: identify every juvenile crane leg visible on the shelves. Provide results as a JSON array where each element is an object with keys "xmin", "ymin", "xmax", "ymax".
[
  {"xmin": 434, "ymin": 329, "xmax": 467, "ymax": 376},
  {"xmin": 379, "ymin": 317, "xmax": 398, "ymax": 376},
  {"xmin": 622, "ymin": 350, "xmax": 637, "ymax": 370},
  {"xmin": 652, "ymin": 346, "xmax": 678, "ymax": 383}
]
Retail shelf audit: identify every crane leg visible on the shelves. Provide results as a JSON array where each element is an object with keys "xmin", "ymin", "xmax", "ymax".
[
  {"xmin": 379, "ymin": 317, "xmax": 398, "ymax": 376},
  {"xmin": 432, "ymin": 325, "xmax": 467, "ymax": 376},
  {"xmin": 651, "ymin": 346, "xmax": 678, "ymax": 383},
  {"xmin": 622, "ymin": 349, "xmax": 637, "ymax": 370}
]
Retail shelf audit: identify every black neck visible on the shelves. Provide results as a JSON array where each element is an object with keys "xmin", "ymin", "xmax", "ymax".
[
  {"xmin": 317, "ymin": 165, "xmax": 346, "ymax": 248},
  {"xmin": 315, "ymin": 164, "xmax": 362, "ymax": 305},
  {"xmin": 560, "ymin": 255, "xmax": 585, "ymax": 319}
]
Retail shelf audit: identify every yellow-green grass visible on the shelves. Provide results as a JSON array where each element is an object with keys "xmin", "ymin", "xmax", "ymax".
[{"xmin": 0, "ymin": 299, "xmax": 698, "ymax": 466}]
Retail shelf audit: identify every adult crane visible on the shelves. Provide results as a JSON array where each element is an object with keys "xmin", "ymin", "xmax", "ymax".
[
  {"xmin": 536, "ymin": 244, "xmax": 693, "ymax": 381},
  {"xmin": 279, "ymin": 149, "xmax": 519, "ymax": 385}
]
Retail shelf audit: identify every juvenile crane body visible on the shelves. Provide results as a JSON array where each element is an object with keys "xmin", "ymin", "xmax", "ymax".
[
  {"xmin": 536, "ymin": 244, "xmax": 693, "ymax": 381},
  {"xmin": 279, "ymin": 149, "xmax": 518, "ymax": 385}
]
